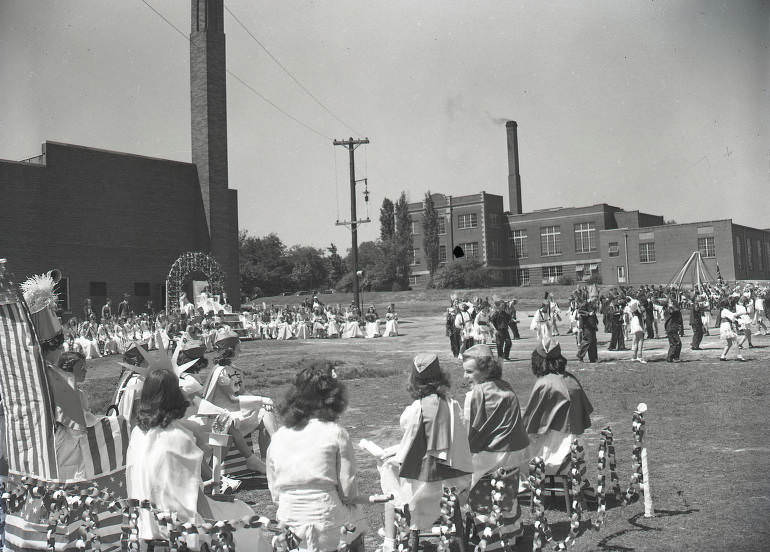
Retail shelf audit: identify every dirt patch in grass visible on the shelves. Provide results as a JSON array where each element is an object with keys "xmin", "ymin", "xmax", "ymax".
[{"xmin": 81, "ymin": 312, "xmax": 770, "ymax": 551}]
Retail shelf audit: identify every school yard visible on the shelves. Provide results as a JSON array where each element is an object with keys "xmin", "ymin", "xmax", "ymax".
[{"xmin": 83, "ymin": 288, "xmax": 770, "ymax": 551}]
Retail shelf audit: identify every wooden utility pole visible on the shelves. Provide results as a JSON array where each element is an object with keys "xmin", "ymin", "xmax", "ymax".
[{"xmin": 334, "ymin": 137, "xmax": 370, "ymax": 313}]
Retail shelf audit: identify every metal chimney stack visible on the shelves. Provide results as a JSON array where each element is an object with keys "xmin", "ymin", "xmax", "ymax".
[{"xmin": 506, "ymin": 121, "xmax": 522, "ymax": 214}]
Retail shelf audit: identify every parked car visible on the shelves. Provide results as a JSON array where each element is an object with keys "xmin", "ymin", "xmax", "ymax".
[
  {"xmin": 295, "ymin": 290, "xmax": 311, "ymax": 296},
  {"xmin": 280, "ymin": 292, "xmax": 293, "ymax": 296},
  {"xmin": 321, "ymin": 289, "xmax": 336, "ymax": 294}
]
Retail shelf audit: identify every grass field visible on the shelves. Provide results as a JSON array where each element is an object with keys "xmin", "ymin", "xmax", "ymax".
[{"xmin": 81, "ymin": 291, "xmax": 770, "ymax": 552}]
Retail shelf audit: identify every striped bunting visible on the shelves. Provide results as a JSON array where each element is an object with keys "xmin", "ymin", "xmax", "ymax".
[
  {"xmin": 222, "ymin": 433, "xmax": 256, "ymax": 479},
  {"xmin": 3, "ymin": 471, "xmax": 125, "ymax": 552},
  {"xmin": 84, "ymin": 416, "xmax": 130, "ymax": 478},
  {"xmin": 0, "ymin": 298, "xmax": 58, "ymax": 480}
]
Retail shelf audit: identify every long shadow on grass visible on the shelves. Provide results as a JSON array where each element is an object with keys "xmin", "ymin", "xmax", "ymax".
[{"xmin": 595, "ymin": 507, "xmax": 700, "ymax": 551}]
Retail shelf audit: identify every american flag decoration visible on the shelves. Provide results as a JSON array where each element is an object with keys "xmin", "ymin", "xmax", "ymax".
[
  {"xmin": 0, "ymin": 270, "xmax": 58, "ymax": 481},
  {"xmin": 0, "ymin": 263, "xmax": 129, "ymax": 552}
]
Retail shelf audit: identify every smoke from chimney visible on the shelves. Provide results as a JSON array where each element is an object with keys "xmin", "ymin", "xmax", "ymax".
[{"xmin": 506, "ymin": 121, "xmax": 522, "ymax": 214}]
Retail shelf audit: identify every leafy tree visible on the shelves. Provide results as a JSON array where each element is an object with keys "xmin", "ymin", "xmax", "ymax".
[
  {"xmin": 394, "ymin": 192, "xmax": 413, "ymax": 289},
  {"xmin": 380, "ymin": 198, "xmax": 395, "ymax": 242},
  {"xmin": 239, "ymin": 231, "xmax": 289, "ymax": 297},
  {"xmin": 422, "ymin": 191, "xmax": 440, "ymax": 276},
  {"xmin": 285, "ymin": 245, "xmax": 328, "ymax": 291},
  {"xmin": 325, "ymin": 243, "xmax": 345, "ymax": 288},
  {"xmin": 432, "ymin": 258, "xmax": 489, "ymax": 289}
]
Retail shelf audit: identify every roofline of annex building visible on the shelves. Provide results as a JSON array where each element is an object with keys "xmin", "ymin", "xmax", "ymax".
[
  {"xmin": 0, "ymin": 141, "xmax": 197, "ymax": 168},
  {"xmin": 505, "ymin": 202, "xmax": 623, "ymax": 219},
  {"xmin": 600, "ymin": 218, "xmax": 736, "ymax": 232},
  {"xmin": 407, "ymin": 191, "xmax": 503, "ymax": 211}
]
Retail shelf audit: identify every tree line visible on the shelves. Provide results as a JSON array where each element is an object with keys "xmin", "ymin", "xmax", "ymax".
[{"xmin": 239, "ymin": 190, "xmax": 489, "ymax": 299}]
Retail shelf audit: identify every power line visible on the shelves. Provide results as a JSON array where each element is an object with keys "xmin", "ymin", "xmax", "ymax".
[
  {"xmin": 224, "ymin": 3, "xmax": 363, "ymax": 137},
  {"xmin": 137, "ymin": 0, "xmax": 331, "ymax": 140}
]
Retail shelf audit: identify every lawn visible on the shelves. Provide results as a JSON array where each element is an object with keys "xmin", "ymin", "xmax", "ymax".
[{"xmin": 82, "ymin": 297, "xmax": 770, "ymax": 552}]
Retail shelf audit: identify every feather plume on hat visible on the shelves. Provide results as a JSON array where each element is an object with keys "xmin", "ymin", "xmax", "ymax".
[{"xmin": 20, "ymin": 271, "xmax": 59, "ymax": 314}]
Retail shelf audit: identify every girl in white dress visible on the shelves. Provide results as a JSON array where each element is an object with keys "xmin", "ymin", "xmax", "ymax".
[
  {"xmin": 364, "ymin": 306, "xmax": 381, "ymax": 338},
  {"xmin": 627, "ymin": 299, "xmax": 647, "ymax": 363},
  {"xmin": 325, "ymin": 308, "xmax": 340, "ymax": 338},
  {"xmin": 276, "ymin": 313, "xmax": 294, "ymax": 340},
  {"xmin": 384, "ymin": 304, "xmax": 399, "ymax": 337},
  {"xmin": 719, "ymin": 298, "xmax": 744, "ymax": 361},
  {"xmin": 341, "ymin": 308, "xmax": 364, "ymax": 339},
  {"xmin": 267, "ymin": 362, "xmax": 365, "ymax": 552}
]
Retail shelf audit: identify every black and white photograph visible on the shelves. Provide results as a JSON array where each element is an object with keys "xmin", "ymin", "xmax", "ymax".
[{"xmin": 0, "ymin": 1, "xmax": 768, "ymax": 551}]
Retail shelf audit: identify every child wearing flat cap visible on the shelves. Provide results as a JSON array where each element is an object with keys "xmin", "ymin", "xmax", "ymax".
[
  {"xmin": 522, "ymin": 338, "xmax": 593, "ymax": 474},
  {"xmin": 377, "ymin": 353, "xmax": 472, "ymax": 549}
]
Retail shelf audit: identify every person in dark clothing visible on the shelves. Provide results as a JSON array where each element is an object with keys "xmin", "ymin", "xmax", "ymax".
[
  {"xmin": 690, "ymin": 296, "xmax": 705, "ymax": 350},
  {"xmin": 608, "ymin": 299, "xmax": 626, "ymax": 350},
  {"xmin": 577, "ymin": 301, "xmax": 599, "ymax": 363},
  {"xmin": 117, "ymin": 294, "xmax": 131, "ymax": 320},
  {"xmin": 508, "ymin": 300, "xmax": 521, "ymax": 339},
  {"xmin": 662, "ymin": 297, "xmax": 683, "ymax": 362},
  {"xmin": 489, "ymin": 302, "xmax": 512, "ymax": 360},
  {"xmin": 446, "ymin": 306, "xmax": 461, "ymax": 358}
]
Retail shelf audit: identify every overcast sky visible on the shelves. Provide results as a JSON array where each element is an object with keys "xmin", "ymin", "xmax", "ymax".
[{"xmin": 1, "ymin": 1, "xmax": 768, "ymax": 250}]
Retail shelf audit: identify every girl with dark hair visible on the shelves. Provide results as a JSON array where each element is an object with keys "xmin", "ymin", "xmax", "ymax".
[
  {"xmin": 126, "ymin": 368, "xmax": 265, "ymax": 548},
  {"xmin": 266, "ymin": 361, "xmax": 364, "ymax": 552},
  {"xmin": 461, "ymin": 345, "xmax": 529, "ymax": 550},
  {"xmin": 377, "ymin": 354, "xmax": 472, "ymax": 547},
  {"xmin": 522, "ymin": 339, "xmax": 593, "ymax": 474}
]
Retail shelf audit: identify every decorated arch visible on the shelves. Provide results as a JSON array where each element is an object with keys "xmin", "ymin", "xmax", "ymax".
[{"xmin": 166, "ymin": 251, "xmax": 226, "ymax": 313}]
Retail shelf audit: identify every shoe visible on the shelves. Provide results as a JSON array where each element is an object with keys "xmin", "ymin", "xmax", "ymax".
[
  {"xmin": 737, "ymin": 355, "xmax": 746, "ymax": 361},
  {"xmin": 639, "ymin": 359, "xmax": 647, "ymax": 364},
  {"xmin": 720, "ymin": 357, "xmax": 727, "ymax": 361}
]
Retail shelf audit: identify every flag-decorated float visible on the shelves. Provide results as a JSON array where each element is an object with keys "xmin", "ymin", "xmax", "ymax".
[{"xmin": 0, "ymin": 261, "xmax": 283, "ymax": 552}]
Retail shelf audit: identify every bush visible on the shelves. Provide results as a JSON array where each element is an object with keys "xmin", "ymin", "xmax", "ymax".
[
  {"xmin": 432, "ymin": 259, "xmax": 490, "ymax": 289},
  {"xmin": 391, "ymin": 281, "xmax": 405, "ymax": 292},
  {"xmin": 587, "ymin": 273, "xmax": 603, "ymax": 285},
  {"xmin": 557, "ymin": 275, "xmax": 575, "ymax": 286}
]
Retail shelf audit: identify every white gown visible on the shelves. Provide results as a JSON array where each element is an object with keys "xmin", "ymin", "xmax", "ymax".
[{"xmin": 384, "ymin": 313, "xmax": 399, "ymax": 337}]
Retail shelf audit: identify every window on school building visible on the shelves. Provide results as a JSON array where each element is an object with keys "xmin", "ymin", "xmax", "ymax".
[
  {"xmin": 514, "ymin": 268, "xmax": 530, "ymax": 286},
  {"xmin": 639, "ymin": 242, "xmax": 656, "ymax": 263},
  {"xmin": 617, "ymin": 265, "xmax": 626, "ymax": 283},
  {"xmin": 735, "ymin": 236, "xmax": 742, "ymax": 268},
  {"xmin": 410, "ymin": 248, "xmax": 420, "ymax": 266},
  {"xmin": 698, "ymin": 237, "xmax": 715, "ymax": 258},
  {"xmin": 89, "ymin": 282, "xmax": 107, "ymax": 297},
  {"xmin": 541, "ymin": 265, "xmax": 563, "ymax": 283},
  {"xmin": 54, "ymin": 277, "xmax": 70, "ymax": 313},
  {"xmin": 410, "ymin": 219, "xmax": 419, "ymax": 235},
  {"xmin": 574, "ymin": 222, "xmax": 597, "ymax": 253},
  {"xmin": 459, "ymin": 242, "xmax": 479, "ymax": 258},
  {"xmin": 408, "ymin": 274, "xmax": 421, "ymax": 286},
  {"xmin": 608, "ymin": 242, "xmax": 620, "ymax": 257},
  {"xmin": 458, "ymin": 213, "xmax": 478, "ymax": 229},
  {"xmin": 746, "ymin": 238, "xmax": 753, "ymax": 270},
  {"xmin": 134, "ymin": 282, "xmax": 151, "ymax": 297},
  {"xmin": 510, "ymin": 229, "xmax": 527, "ymax": 259},
  {"xmin": 488, "ymin": 240, "xmax": 501, "ymax": 259},
  {"xmin": 540, "ymin": 225, "xmax": 561, "ymax": 256},
  {"xmin": 439, "ymin": 245, "xmax": 447, "ymax": 263},
  {"xmin": 437, "ymin": 217, "xmax": 446, "ymax": 235},
  {"xmin": 757, "ymin": 240, "xmax": 763, "ymax": 271}
]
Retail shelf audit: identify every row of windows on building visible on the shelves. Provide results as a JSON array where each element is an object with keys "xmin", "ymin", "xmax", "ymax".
[
  {"xmin": 50, "ymin": 278, "xmax": 158, "ymax": 312},
  {"xmin": 411, "ymin": 212, "xmax": 511, "ymax": 234},
  {"xmin": 511, "ymin": 263, "xmax": 599, "ymax": 286},
  {"xmin": 510, "ymin": 222, "xmax": 598, "ymax": 259},
  {"xmin": 734, "ymin": 235, "xmax": 770, "ymax": 271}
]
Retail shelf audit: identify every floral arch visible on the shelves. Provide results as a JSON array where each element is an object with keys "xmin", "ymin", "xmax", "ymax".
[{"xmin": 165, "ymin": 251, "xmax": 225, "ymax": 313}]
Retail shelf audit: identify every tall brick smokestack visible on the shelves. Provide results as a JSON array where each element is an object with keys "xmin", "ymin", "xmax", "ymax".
[
  {"xmin": 190, "ymin": 0, "xmax": 240, "ymax": 306},
  {"xmin": 506, "ymin": 121, "xmax": 522, "ymax": 214}
]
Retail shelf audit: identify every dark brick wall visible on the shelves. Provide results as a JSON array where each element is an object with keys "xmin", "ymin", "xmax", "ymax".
[{"xmin": 0, "ymin": 142, "xmax": 216, "ymax": 316}]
